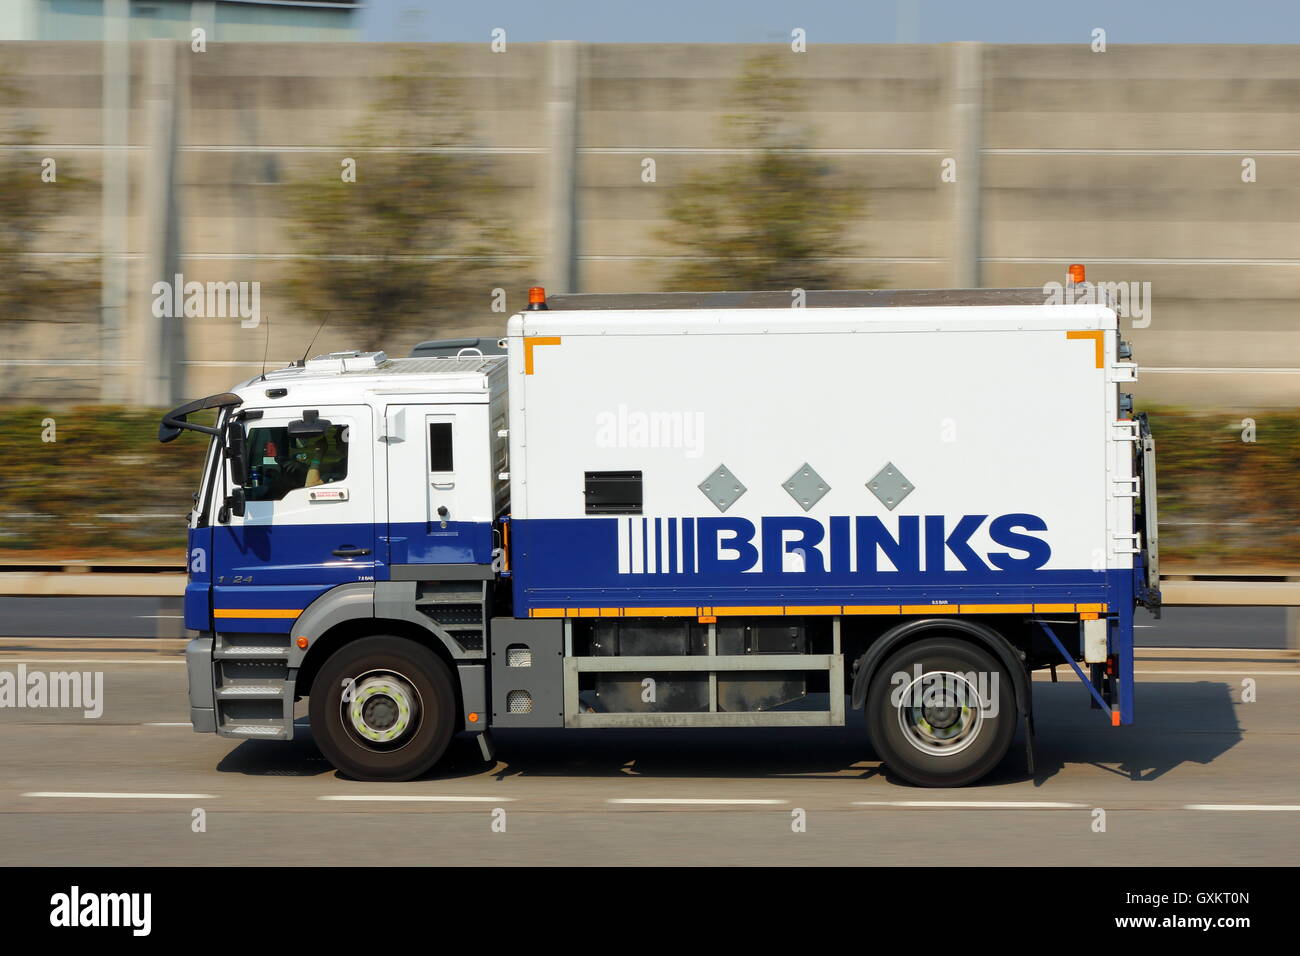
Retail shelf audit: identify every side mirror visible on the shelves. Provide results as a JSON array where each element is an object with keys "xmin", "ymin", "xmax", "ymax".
[
  {"xmin": 219, "ymin": 488, "xmax": 246, "ymax": 523},
  {"xmin": 225, "ymin": 420, "xmax": 249, "ymax": 487},
  {"xmin": 288, "ymin": 409, "xmax": 332, "ymax": 438}
]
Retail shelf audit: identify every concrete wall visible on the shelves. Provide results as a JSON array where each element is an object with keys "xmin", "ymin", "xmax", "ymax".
[{"xmin": 3, "ymin": 41, "xmax": 1299, "ymax": 408}]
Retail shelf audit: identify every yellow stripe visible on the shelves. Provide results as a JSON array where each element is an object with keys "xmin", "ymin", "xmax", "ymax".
[
  {"xmin": 530, "ymin": 602, "xmax": 1109, "ymax": 619},
  {"xmin": 214, "ymin": 608, "xmax": 301, "ymax": 620}
]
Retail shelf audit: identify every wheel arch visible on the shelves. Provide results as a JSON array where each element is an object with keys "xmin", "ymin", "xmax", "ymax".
[
  {"xmin": 289, "ymin": 583, "xmax": 468, "ymax": 726},
  {"xmin": 295, "ymin": 617, "xmax": 461, "ymax": 703},
  {"xmin": 851, "ymin": 616, "xmax": 1032, "ymax": 723}
]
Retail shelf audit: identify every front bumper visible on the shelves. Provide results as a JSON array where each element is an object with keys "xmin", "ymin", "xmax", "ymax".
[{"xmin": 186, "ymin": 635, "xmax": 216, "ymax": 733}]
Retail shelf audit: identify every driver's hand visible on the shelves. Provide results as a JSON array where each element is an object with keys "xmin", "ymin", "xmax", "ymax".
[{"xmin": 294, "ymin": 437, "xmax": 325, "ymax": 463}]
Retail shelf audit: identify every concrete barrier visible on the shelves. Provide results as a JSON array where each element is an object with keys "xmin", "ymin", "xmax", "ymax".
[
  {"xmin": 0, "ymin": 572, "xmax": 186, "ymax": 597},
  {"xmin": 7, "ymin": 41, "xmax": 1300, "ymax": 409},
  {"xmin": 1, "ymin": 569, "xmax": 1298, "ymax": 604}
]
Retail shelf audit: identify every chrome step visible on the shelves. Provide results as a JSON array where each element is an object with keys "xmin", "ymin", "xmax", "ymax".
[
  {"xmin": 216, "ymin": 684, "xmax": 286, "ymax": 699},
  {"xmin": 222, "ymin": 724, "xmax": 288, "ymax": 739},
  {"xmin": 213, "ymin": 645, "xmax": 288, "ymax": 660}
]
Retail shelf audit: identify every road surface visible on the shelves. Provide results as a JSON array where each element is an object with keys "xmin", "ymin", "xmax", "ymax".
[{"xmin": 0, "ymin": 642, "xmax": 1295, "ymax": 865}]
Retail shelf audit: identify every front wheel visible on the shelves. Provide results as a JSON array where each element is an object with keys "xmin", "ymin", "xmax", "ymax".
[
  {"xmin": 866, "ymin": 637, "xmax": 1017, "ymax": 787},
  {"xmin": 309, "ymin": 635, "xmax": 457, "ymax": 781}
]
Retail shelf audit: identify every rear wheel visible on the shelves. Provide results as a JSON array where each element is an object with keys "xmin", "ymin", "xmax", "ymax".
[
  {"xmin": 866, "ymin": 637, "xmax": 1016, "ymax": 787},
  {"xmin": 309, "ymin": 635, "xmax": 457, "ymax": 781}
]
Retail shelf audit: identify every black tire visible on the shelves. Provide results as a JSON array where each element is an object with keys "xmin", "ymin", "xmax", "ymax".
[
  {"xmin": 309, "ymin": 635, "xmax": 457, "ymax": 782},
  {"xmin": 865, "ymin": 636, "xmax": 1017, "ymax": 787}
]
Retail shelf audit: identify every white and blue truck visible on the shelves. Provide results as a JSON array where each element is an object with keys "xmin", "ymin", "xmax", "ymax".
[{"xmin": 161, "ymin": 283, "xmax": 1160, "ymax": 787}]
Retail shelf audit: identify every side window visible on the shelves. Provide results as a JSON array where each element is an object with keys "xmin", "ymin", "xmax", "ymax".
[
  {"xmin": 429, "ymin": 422, "xmax": 454, "ymax": 472},
  {"xmin": 242, "ymin": 424, "xmax": 350, "ymax": 502}
]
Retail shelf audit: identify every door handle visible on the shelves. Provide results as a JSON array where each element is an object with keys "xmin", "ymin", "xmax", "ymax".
[
  {"xmin": 431, "ymin": 481, "xmax": 455, "ymax": 490},
  {"xmin": 332, "ymin": 546, "xmax": 372, "ymax": 557}
]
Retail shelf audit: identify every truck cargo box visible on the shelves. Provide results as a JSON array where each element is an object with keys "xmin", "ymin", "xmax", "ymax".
[{"xmin": 506, "ymin": 295, "xmax": 1136, "ymax": 619}]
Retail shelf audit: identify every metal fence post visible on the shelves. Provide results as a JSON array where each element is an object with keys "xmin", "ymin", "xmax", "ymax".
[
  {"xmin": 138, "ymin": 38, "xmax": 185, "ymax": 407},
  {"xmin": 949, "ymin": 41, "xmax": 983, "ymax": 289},
  {"xmin": 545, "ymin": 40, "xmax": 580, "ymax": 294}
]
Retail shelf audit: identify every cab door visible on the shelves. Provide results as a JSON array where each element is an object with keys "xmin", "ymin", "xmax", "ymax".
[
  {"xmin": 385, "ymin": 403, "xmax": 494, "ymax": 568},
  {"xmin": 210, "ymin": 405, "xmax": 378, "ymax": 632}
]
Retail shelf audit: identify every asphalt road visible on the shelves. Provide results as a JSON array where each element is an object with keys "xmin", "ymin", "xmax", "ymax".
[
  {"xmin": 0, "ymin": 598, "xmax": 1291, "ymax": 648},
  {"xmin": 0, "ymin": 644, "xmax": 1295, "ymax": 865}
]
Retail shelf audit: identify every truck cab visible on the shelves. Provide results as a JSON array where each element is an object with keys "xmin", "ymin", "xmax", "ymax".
[{"xmin": 167, "ymin": 350, "xmax": 508, "ymax": 772}]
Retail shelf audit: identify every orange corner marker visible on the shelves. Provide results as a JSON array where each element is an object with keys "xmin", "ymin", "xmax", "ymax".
[
  {"xmin": 1111, "ymin": 710, "xmax": 1121, "ymax": 726},
  {"xmin": 523, "ymin": 336, "xmax": 561, "ymax": 375},
  {"xmin": 1066, "ymin": 330, "xmax": 1105, "ymax": 369}
]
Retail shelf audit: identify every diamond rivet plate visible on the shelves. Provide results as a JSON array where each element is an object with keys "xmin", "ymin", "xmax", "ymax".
[
  {"xmin": 867, "ymin": 462, "xmax": 914, "ymax": 511},
  {"xmin": 698, "ymin": 464, "xmax": 747, "ymax": 513},
  {"xmin": 783, "ymin": 462, "xmax": 830, "ymax": 512}
]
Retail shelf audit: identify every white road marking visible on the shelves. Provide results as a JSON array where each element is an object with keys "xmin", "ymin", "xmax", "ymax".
[
  {"xmin": 608, "ymin": 798, "xmax": 787, "ymax": 805},
  {"xmin": 853, "ymin": 801, "xmax": 1087, "ymax": 809},
  {"xmin": 144, "ymin": 722, "xmax": 192, "ymax": 727},
  {"xmin": 318, "ymin": 795, "xmax": 513, "ymax": 803},
  {"xmin": 23, "ymin": 791, "xmax": 213, "ymax": 799},
  {"xmin": 1184, "ymin": 804, "xmax": 1300, "ymax": 812},
  {"xmin": 0, "ymin": 659, "xmax": 184, "ymax": 665}
]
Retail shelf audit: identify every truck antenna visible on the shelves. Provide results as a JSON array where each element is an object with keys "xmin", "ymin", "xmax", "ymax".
[
  {"xmin": 297, "ymin": 312, "xmax": 331, "ymax": 367},
  {"xmin": 256, "ymin": 314, "xmax": 272, "ymax": 382}
]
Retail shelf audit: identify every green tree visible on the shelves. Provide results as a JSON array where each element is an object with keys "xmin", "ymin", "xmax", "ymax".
[
  {"xmin": 0, "ymin": 66, "xmax": 96, "ymax": 326},
  {"xmin": 655, "ymin": 52, "xmax": 870, "ymax": 291},
  {"xmin": 281, "ymin": 59, "xmax": 518, "ymax": 351}
]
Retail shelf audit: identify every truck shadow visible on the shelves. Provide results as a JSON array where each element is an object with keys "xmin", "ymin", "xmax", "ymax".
[
  {"xmin": 476, "ymin": 680, "xmax": 1243, "ymax": 787},
  {"xmin": 214, "ymin": 718, "xmax": 334, "ymax": 777},
  {"xmin": 213, "ymin": 681, "xmax": 1242, "ymax": 786},
  {"xmin": 1022, "ymin": 679, "xmax": 1243, "ymax": 785}
]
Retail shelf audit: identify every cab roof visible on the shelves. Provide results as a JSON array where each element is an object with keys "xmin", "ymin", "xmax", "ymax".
[{"xmin": 233, "ymin": 351, "xmax": 506, "ymax": 401}]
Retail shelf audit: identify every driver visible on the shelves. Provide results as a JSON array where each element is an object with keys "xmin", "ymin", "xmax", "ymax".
[{"xmin": 299, "ymin": 430, "xmax": 346, "ymax": 488}]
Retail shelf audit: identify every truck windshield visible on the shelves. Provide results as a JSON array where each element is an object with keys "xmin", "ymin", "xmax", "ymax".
[{"xmin": 243, "ymin": 424, "xmax": 349, "ymax": 502}]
